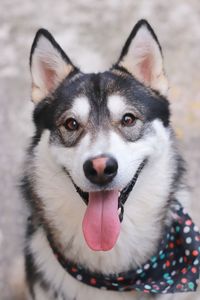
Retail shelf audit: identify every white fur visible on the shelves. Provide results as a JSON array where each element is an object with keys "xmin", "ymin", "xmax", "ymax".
[
  {"xmin": 27, "ymin": 118, "xmax": 185, "ymax": 300},
  {"xmin": 71, "ymin": 96, "xmax": 91, "ymax": 123},
  {"xmin": 107, "ymin": 95, "xmax": 127, "ymax": 119},
  {"xmin": 33, "ymin": 283, "xmax": 56, "ymax": 300},
  {"xmin": 119, "ymin": 24, "xmax": 168, "ymax": 95}
]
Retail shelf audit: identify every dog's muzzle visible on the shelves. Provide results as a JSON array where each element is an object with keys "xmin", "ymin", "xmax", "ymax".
[{"xmin": 64, "ymin": 158, "xmax": 147, "ymax": 222}]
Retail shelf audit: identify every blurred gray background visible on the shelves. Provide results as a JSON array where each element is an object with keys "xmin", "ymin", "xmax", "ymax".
[{"xmin": 0, "ymin": 0, "xmax": 200, "ymax": 299}]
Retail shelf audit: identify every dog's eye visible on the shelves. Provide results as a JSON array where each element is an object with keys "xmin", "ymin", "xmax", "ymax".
[
  {"xmin": 64, "ymin": 118, "xmax": 79, "ymax": 131},
  {"xmin": 121, "ymin": 113, "xmax": 136, "ymax": 127}
]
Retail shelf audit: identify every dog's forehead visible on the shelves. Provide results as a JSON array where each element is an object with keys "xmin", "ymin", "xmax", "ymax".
[
  {"xmin": 68, "ymin": 71, "xmax": 133, "ymax": 108},
  {"xmin": 68, "ymin": 72, "xmax": 132, "ymax": 122},
  {"xmin": 53, "ymin": 70, "xmax": 169, "ymax": 127},
  {"xmin": 70, "ymin": 94, "xmax": 128, "ymax": 126}
]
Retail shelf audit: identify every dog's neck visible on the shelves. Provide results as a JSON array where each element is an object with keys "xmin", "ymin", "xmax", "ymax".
[{"xmin": 30, "ymin": 129, "xmax": 179, "ymax": 274}]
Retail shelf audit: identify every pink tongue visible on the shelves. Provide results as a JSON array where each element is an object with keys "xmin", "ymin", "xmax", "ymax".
[{"xmin": 82, "ymin": 190, "xmax": 120, "ymax": 251}]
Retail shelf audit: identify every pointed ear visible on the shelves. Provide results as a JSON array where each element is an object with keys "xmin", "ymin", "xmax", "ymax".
[
  {"xmin": 116, "ymin": 20, "xmax": 168, "ymax": 95},
  {"xmin": 30, "ymin": 29, "xmax": 76, "ymax": 103}
]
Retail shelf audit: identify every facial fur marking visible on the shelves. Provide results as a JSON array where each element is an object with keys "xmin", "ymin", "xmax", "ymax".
[
  {"xmin": 72, "ymin": 96, "xmax": 91, "ymax": 124},
  {"xmin": 107, "ymin": 95, "xmax": 127, "ymax": 119}
]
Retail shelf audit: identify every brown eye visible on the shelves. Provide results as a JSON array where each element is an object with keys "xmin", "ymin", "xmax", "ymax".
[
  {"xmin": 64, "ymin": 118, "xmax": 79, "ymax": 131},
  {"xmin": 121, "ymin": 113, "xmax": 136, "ymax": 127}
]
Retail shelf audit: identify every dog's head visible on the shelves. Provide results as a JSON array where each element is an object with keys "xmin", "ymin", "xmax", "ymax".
[{"xmin": 30, "ymin": 20, "xmax": 171, "ymax": 251}]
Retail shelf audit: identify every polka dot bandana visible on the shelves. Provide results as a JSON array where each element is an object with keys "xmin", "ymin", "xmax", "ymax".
[{"xmin": 47, "ymin": 201, "xmax": 200, "ymax": 294}]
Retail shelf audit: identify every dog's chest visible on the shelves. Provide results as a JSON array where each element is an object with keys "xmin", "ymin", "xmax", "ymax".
[{"xmin": 28, "ymin": 229, "xmax": 155, "ymax": 300}]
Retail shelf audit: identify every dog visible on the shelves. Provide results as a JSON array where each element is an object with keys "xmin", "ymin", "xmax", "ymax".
[{"xmin": 22, "ymin": 19, "xmax": 191, "ymax": 300}]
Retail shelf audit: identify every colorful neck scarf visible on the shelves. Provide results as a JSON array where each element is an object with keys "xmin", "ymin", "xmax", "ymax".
[{"xmin": 47, "ymin": 201, "xmax": 200, "ymax": 294}]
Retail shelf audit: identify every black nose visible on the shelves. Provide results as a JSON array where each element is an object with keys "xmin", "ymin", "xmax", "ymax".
[{"xmin": 83, "ymin": 156, "xmax": 118, "ymax": 185}]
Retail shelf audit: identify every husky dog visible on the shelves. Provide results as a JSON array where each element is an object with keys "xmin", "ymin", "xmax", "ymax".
[{"xmin": 22, "ymin": 20, "xmax": 188, "ymax": 300}]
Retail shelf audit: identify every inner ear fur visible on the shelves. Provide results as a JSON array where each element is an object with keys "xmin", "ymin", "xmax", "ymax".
[
  {"xmin": 116, "ymin": 20, "xmax": 168, "ymax": 95},
  {"xmin": 30, "ymin": 29, "xmax": 76, "ymax": 103}
]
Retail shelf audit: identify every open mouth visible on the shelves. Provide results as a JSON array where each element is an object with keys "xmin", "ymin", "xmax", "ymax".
[{"xmin": 65, "ymin": 159, "xmax": 147, "ymax": 251}]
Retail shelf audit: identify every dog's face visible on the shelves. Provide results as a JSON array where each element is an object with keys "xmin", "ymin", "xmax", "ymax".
[{"xmin": 30, "ymin": 20, "xmax": 170, "ymax": 251}]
